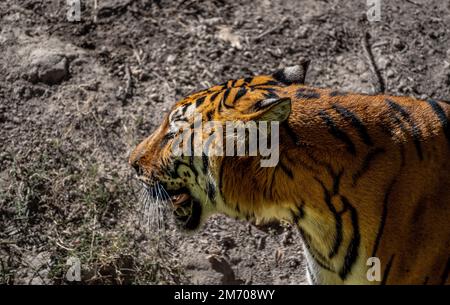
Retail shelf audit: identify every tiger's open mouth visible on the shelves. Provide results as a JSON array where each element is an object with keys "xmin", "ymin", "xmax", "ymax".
[{"xmin": 169, "ymin": 189, "xmax": 202, "ymax": 231}]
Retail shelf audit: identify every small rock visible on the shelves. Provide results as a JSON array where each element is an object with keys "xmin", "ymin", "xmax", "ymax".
[
  {"xmin": 278, "ymin": 273, "xmax": 289, "ymax": 280},
  {"xmin": 296, "ymin": 26, "xmax": 309, "ymax": 39},
  {"xmin": 166, "ymin": 54, "xmax": 177, "ymax": 64},
  {"xmin": 25, "ymin": 49, "xmax": 69, "ymax": 85},
  {"xmin": 220, "ymin": 236, "xmax": 236, "ymax": 250},
  {"xmin": 204, "ymin": 17, "xmax": 221, "ymax": 26},
  {"xmin": 386, "ymin": 69, "xmax": 395, "ymax": 78},
  {"xmin": 281, "ymin": 230, "xmax": 293, "ymax": 246},
  {"xmin": 377, "ymin": 56, "xmax": 391, "ymax": 70},
  {"xmin": 139, "ymin": 71, "xmax": 150, "ymax": 81},
  {"xmin": 256, "ymin": 235, "xmax": 267, "ymax": 250},
  {"xmin": 392, "ymin": 37, "xmax": 405, "ymax": 50},
  {"xmin": 208, "ymin": 254, "xmax": 244, "ymax": 285},
  {"xmin": 81, "ymin": 81, "xmax": 100, "ymax": 91},
  {"xmin": 230, "ymin": 256, "xmax": 242, "ymax": 265},
  {"xmin": 287, "ymin": 256, "xmax": 301, "ymax": 269}
]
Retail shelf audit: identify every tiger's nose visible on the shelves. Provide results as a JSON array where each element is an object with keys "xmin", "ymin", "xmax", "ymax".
[
  {"xmin": 131, "ymin": 160, "xmax": 143, "ymax": 176},
  {"xmin": 129, "ymin": 147, "xmax": 145, "ymax": 176}
]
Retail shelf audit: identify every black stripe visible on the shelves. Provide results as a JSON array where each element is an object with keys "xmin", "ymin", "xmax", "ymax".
[
  {"xmin": 440, "ymin": 257, "xmax": 450, "ymax": 285},
  {"xmin": 202, "ymin": 153, "xmax": 209, "ymax": 174},
  {"xmin": 319, "ymin": 110, "xmax": 356, "ymax": 155},
  {"xmin": 332, "ymin": 170, "xmax": 343, "ymax": 194},
  {"xmin": 381, "ymin": 255, "xmax": 395, "ymax": 285},
  {"xmin": 290, "ymin": 204, "xmax": 306, "ymax": 225},
  {"xmin": 267, "ymin": 168, "xmax": 277, "ymax": 199},
  {"xmin": 284, "ymin": 152, "xmax": 318, "ymax": 175},
  {"xmin": 218, "ymin": 159, "xmax": 225, "ymax": 198},
  {"xmin": 281, "ymin": 122, "xmax": 302, "ymax": 146},
  {"xmin": 299, "ymin": 228, "xmax": 335, "ymax": 272},
  {"xmin": 235, "ymin": 204, "xmax": 240, "ymax": 214},
  {"xmin": 304, "ymin": 151, "xmax": 333, "ymax": 173},
  {"xmin": 171, "ymin": 159, "xmax": 199, "ymax": 179},
  {"xmin": 221, "ymin": 88, "xmax": 233, "ymax": 108},
  {"xmin": 338, "ymin": 197, "xmax": 360, "ymax": 280},
  {"xmin": 315, "ymin": 178, "xmax": 343, "ymax": 259},
  {"xmin": 207, "ymin": 181, "xmax": 216, "ymax": 203},
  {"xmin": 243, "ymin": 77, "xmax": 252, "ymax": 85},
  {"xmin": 329, "ymin": 90, "xmax": 347, "ymax": 97},
  {"xmin": 371, "ymin": 179, "xmax": 396, "ymax": 257},
  {"xmin": 169, "ymin": 161, "xmax": 181, "ymax": 179},
  {"xmin": 296, "ymin": 88, "xmax": 320, "ymax": 99},
  {"xmin": 187, "ymin": 130, "xmax": 195, "ymax": 169},
  {"xmin": 278, "ymin": 160, "xmax": 294, "ymax": 179},
  {"xmin": 386, "ymin": 99, "xmax": 423, "ymax": 160},
  {"xmin": 352, "ymin": 147, "xmax": 385, "ymax": 186},
  {"xmin": 263, "ymin": 89, "xmax": 279, "ymax": 100},
  {"xmin": 209, "ymin": 91, "xmax": 220, "ymax": 103},
  {"xmin": 291, "ymin": 200, "xmax": 306, "ymax": 223},
  {"xmin": 195, "ymin": 96, "xmax": 206, "ymax": 107},
  {"xmin": 303, "ymin": 151, "xmax": 336, "ymax": 181},
  {"xmin": 170, "ymin": 114, "xmax": 188, "ymax": 123},
  {"xmin": 252, "ymin": 80, "xmax": 281, "ymax": 87},
  {"xmin": 181, "ymin": 104, "xmax": 189, "ymax": 115},
  {"xmin": 290, "ymin": 209, "xmax": 300, "ymax": 224},
  {"xmin": 333, "ymin": 104, "xmax": 373, "ymax": 146},
  {"xmin": 427, "ymin": 99, "xmax": 450, "ymax": 147},
  {"xmin": 206, "ymin": 110, "xmax": 213, "ymax": 121},
  {"xmin": 159, "ymin": 131, "xmax": 176, "ymax": 148},
  {"xmin": 234, "ymin": 87, "xmax": 247, "ymax": 102}
]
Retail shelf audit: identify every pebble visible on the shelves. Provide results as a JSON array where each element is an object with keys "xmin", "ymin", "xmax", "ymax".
[{"xmin": 25, "ymin": 49, "xmax": 69, "ymax": 85}]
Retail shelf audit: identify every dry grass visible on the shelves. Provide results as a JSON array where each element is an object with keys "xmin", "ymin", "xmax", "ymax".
[{"xmin": 0, "ymin": 89, "xmax": 186, "ymax": 284}]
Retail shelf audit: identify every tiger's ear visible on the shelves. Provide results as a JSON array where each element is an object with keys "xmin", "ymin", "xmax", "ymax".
[
  {"xmin": 253, "ymin": 97, "xmax": 291, "ymax": 122},
  {"xmin": 272, "ymin": 59, "xmax": 310, "ymax": 85}
]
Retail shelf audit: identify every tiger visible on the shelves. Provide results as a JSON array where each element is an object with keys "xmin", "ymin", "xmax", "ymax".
[{"xmin": 129, "ymin": 61, "xmax": 450, "ymax": 285}]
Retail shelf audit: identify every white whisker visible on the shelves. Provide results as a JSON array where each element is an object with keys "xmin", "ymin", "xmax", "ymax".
[{"xmin": 135, "ymin": 180, "xmax": 178, "ymax": 250}]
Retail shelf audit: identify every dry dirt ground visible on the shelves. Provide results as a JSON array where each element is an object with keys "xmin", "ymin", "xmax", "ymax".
[{"xmin": 1, "ymin": 0, "xmax": 449, "ymax": 284}]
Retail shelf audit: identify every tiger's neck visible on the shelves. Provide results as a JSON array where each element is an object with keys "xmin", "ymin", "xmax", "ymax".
[{"xmin": 218, "ymin": 142, "xmax": 372, "ymax": 284}]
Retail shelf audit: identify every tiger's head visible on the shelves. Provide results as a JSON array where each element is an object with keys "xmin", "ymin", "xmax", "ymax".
[{"xmin": 129, "ymin": 62, "xmax": 309, "ymax": 231}]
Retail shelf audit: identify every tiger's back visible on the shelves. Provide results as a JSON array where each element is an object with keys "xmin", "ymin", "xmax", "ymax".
[
  {"xmin": 277, "ymin": 85, "xmax": 450, "ymax": 284},
  {"xmin": 217, "ymin": 83, "xmax": 450, "ymax": 284}
]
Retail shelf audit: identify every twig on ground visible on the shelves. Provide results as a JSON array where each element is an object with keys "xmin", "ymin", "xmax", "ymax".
[
  {"xmin": 117, "ymin": 65, "xmax": 133, "ymax": 102},
  {"xmin": 362, "ymin": 32, "xmax": 386, "ymax": 93},
  {"xmin": 405, "ymin": 0, "xmax": 422, "ymax": 6},
  {"xmin": 253, "ymin": 18, "xmax": 289, "ymax": 42}
]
